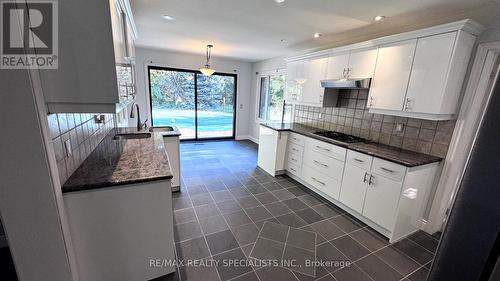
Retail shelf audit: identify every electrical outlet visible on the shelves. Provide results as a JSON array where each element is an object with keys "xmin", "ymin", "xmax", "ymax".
[
  {"xmin": 395, "ymin": 123, "xmax": 405, "ymax": 133},
  {"xmin": 64, "ymin": 139, "xmax": 72, "ymax": 157},
  {"xmin": 94, "ymin": 114, "xmax": 105, "ymax": 124}
]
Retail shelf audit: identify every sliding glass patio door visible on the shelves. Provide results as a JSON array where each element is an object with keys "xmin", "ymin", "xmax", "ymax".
[{"xmin": 148, "ymin": 66, "xmax": 237, "ymax": 140}]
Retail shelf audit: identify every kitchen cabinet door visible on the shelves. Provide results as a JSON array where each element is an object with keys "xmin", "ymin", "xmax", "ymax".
[
  {"xmin": 405, "ymin": 32, "xmax": 457, "ymax": 114},
  {"xmin": 326, "ymin": 53, "xmax": 350, "ymax": 79},
  {"xmin": 110, "ymin": 0, "xmax": 127, "ymax": 64},
  {"xmin": 362, "ymin": 174, "xmax": 402, "ymax": 230},
  {"xmin": 368, "ymin": 39, "xmax": 417, "ymax": 111},
  {"xmin": 339, "ymin": 164, "xmax": 369, "ymax": 213},
  {"xmin": 301, "ymin": 58, "xmax": 328, "ymax": 105},
  {"xmin": 285, "ymin": 61, "xmax": 306, "ymax": 102},
  {"xmin": 347, "ymin": 48, "xmax": 378, "ymax": 78}
]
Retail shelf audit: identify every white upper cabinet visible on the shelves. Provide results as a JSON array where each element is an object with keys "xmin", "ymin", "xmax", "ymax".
[
  {"xmin": 368, "ymin": 39, "xmax": 417, "ymax": 111},
  {"xmin": 347, "ymin": 48, "xmax": 378, "ymax": 78},
  {"xmin": 42, "ymin": 0, "xmax": 137, "ymax": 114},
  {"xmin": 301, "ymin": 58, "xmax": 328, "ymax": 106},
  {"xmin": 404, "ymin": 31, "xmax": 475, "ymax": 117},
  {"xmin": 326, "ymin": 53, "xmax": 350, "ymax": 79}
]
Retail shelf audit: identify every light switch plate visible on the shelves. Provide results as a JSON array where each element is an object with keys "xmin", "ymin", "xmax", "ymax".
[{"xmin": 64, "ymin": 139, "xmax": 72, "ymax": 157}]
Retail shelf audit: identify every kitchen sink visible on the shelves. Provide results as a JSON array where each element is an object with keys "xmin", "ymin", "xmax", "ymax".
[
  {"xmin": 149, "ymin": 126, "xmax": 175, "ymax": 132},
  {"xmin": 113, "ymin": 133, "xmax": 151, "ymax": 140}
]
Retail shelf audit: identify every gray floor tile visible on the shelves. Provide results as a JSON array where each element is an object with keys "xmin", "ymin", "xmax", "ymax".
[
  {"xmin": 254, "ymin": 218, "xmax": 280, "ymax": 230},
  {"xmin": 309, "ymin": 220, "xmax": 345, "ymax": 241},
  {"xmin": 356, "ymin": 254, "xmax": 403, "ymax": 281},
  {"xmin": 230, "ymin": 271, "xmax": 260, "ymax": 281},
  {"xmin": 255, "ymin": 192, "xmax": 280, "ymax": 204},
  {"xmin": 260, "ymin": 221, "xmax": 289, "ymax": 242},
  {"xmin": 237, "ymin": 196, "xmax": 262, "ymax": 208},
  {"xmin": 174, "ymin": 208, "xmax": 197, "ymax": 225},
  {"xmin": 298, "ymin": 194, "xmax": 323, "ymax": 207},
  {"xmin": 301, "ymin": 225, "xmax": 327, "ymax": 244},
  {"xmin": 294, "ymin": 208, "xmax": 325, "ymax": 224},
  {"xmin": 408, "ymin": 231, "xmax": 439, "ymax": 253},
  {"xmin": 194, "ymin": 203, "xmax": 220, "ymax": 219},
  {"xmin": 271, "ymin": 189, "xmax": 296, "ymax": 201},
  {"xmin": 174, "ymin": 221, "xmax": 203, "ymax": 242},
  {"xmin": 250, "ymin": 237, "xmax": 285, "ymax": 261},
  {"xmin": 224, "ymin": 210, "xmax": 253, "ymax": 227},
  {"xmin": 282, "ymin": 198, "xmax": 309, "ymax": 211},
  {"xmin": 230, "ymin": 187, "xmax": 253, "ymax": 198},
  {"xmin": 232, "ymin": 223, "xmax": 260, "ymax": 246},
  {"xmin": 330, "ymin": 235, "xmax": 370, "ymax": 261},
  {"xmin": 263, "ymin": 181, "xmax": 284, "ymax": 191},
  {"xmin": 375, "ymin": 245, "xmax": 420, "ymax": 276},
  {"xmin": 315, "ymin": 242, "xmax": 349, "ymax": 272},
  {"xmin": 350, "ymin": 228, "xmax": 389, "ymax": 252},
  {"xmin": 190, "ymin": 193, "xmax": 215, "ymax": 206},
  {"xmin": 330, "ymin": 214, "xmax": 365, "ymax": 233},
  {"xmin": 175, "ymin": 236, "xmax": 210, "ymax": 260},
  {"xmin": 331, "ymin": 264, "xmax": 372, "ymax": 281},
  {"xmin": 264, "ymin": 201, "xmax": 293, "ymax": 217},
  {"xmin": 283, "ymin": 245, "xmax": 316, "ymax": 276},
  {"xmin": 217, "ymin": 199, "xmax": 243, "ymax": 214},
  {"xmin": 392, "ymin": 239, "xmax": 434, "ymax": 265},
  {"xmin": 199, "ymin": 215, "xmax": 229, "ymax": 235},
  {"xmin": 173, "ymin": 197, "xmax": 193, "ymax": 210},
  {"xmin": 276, "ymin": 213, "xmax": 308, "ymax": 228},
  {"xmin": 286, "ymin": 227, "xmax": 316, "ymax": 251},
  {"xmin": 245, "ymin": 206, "xmax": 273, "ymax": 222},
  {"xmin": 255, "ymin": 266, "xmax": 299, "ymax": 281},
  {"xmin": 186, "ymin": 185, "xmax": 209, "ymax": 195},
  {"xmin": 211, "ymin": 190, "xmax": 234, "ymax": 203},
  {"xmin": 246, "ymin": 184, "xmax": 268, "ymax": 194},
  {"xmin": 286, "ymin": 186, "xmax": 308, "ymax": 196},
  {"xmin": 178, "ymin": 260, "xmax": 219, "ymax": 281},
  {"xmin": 213, "ymin": 248, "xmax": 253, "ymax": 281},
  {"xmin": 241, "ymin": 243, "xmax": 254, "ymax": 257},
  {"xmin": 406, "ymin": 266, "xmax": 429, "ymax": 281},
  {"xmin": 205, "ymin": 229, "xmax": 239, "ymax": 255}
]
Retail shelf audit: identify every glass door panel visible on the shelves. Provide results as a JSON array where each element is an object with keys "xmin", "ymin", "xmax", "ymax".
[
  {"xmin": 196, "ymin": 73, "xmax": 236, "ymax": 139},
  {"xmin": 148, "ymin": 67, "xmax": 196, "ymax": 139}
]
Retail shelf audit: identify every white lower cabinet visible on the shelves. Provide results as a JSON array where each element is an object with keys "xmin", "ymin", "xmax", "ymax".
[
  {"xmin": 339, "ymin": 164, "xmax": 369, "ymax": 213},
  {"xmin": 362, "ymin": 174, "xmax": 403, "ymax": 231},
  {"xmin": 257, "ymin": 125, "xmax": 288, "ymax": 176},
  {"xmin": 302, "ymin": 165, "xmax": 342, "ymax": 200}
]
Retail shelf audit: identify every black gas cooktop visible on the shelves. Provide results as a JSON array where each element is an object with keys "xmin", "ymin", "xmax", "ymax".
[{"xmin": 313, "ymin": 131, "xmax": 366, "ymax": 144}]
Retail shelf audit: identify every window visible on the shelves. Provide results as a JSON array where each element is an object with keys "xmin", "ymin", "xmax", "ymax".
[{"xmin": 258, "ymin": 72, "xmax": 287, "ymax": 122}]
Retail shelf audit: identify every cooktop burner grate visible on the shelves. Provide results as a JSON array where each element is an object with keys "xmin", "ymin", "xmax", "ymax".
[{"xmin": 313, "ymin": 131, "xmax": 366, "ymax": 144}]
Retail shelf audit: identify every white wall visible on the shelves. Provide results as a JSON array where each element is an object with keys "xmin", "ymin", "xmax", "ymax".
[
  {"xmin": 134, "ymin": 47, "xmax": 253, "ymax": 139},
  {"xmin": 248, "ymin": 56, "xmax": 287, "ymax": 141}
]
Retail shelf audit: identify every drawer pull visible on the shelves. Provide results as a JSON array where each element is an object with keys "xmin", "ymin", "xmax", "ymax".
[
  {"xmin": 290, "ymin": 167, "xmax": 297, "ymax": 172},
  {"xmin": 292, "ymin": 148, "xmax": 299, "ymax": 152},
  {"xmin": 381, "ymin": 167, "xmax": 395, "ymax": 173},
  {"xmin": 291, "ymin": 158, "xmax": 297, "ymax": 162},
  {"xmin": 354, "ymin": 158, "xmax": 364, "ymax": 163},
  {"xmin": 313, "ymin": 160, "xmax": 328, "ymax": 168},
  {"xmin": 311, "ymin": 177, "xmax": 326, "ymax": 186},
  {"xmin": 369, "ymin": 175, "xmax": 375, "ymax": 185},
  {"xmin": 363, "ymin": 172, "xmax": 369, "ymax": 183},
  {"xmin": 315, "ymin": 145, "xmax": 331, "ymax": 152}
]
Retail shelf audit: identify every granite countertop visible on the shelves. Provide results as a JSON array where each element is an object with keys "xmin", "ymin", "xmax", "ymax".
[
  {"xmin": 62, "ymin": 127, "xmax": 177, "ymax": 193},
  {"xmin": 260, "ymin": 122, "xmax": 442, "ymax": 167}
]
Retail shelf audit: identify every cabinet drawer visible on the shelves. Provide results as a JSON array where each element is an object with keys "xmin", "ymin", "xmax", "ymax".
[
  {"xmin": 303, "ymin": 150, "xmax": 344, "ymax": 181},
  {"xmin": 346, "ymin": 150, "xmax": 373, "ymax": 170},
  {"xmin": 288, "ymin": 142, "xmax": 304, "ymax": 157},
  {"xmin": 289, "ymin": 133, "xmax": 305, "ymax": 147},
  {"xmin": 286, "ymin": 162, "xmax": 301, "ymax": 177},
  {"xmin": 371, "ymin": 158, "xmax": 407, "ymax": 182},
  {"xmin": 305, "ymin": 137, "xmax": 347, "ymax": 161},
  {"xmin": 287, "ymin": 151, "xmax": 303, "ymax": 167},
  {"xmin": 302, "ymin": 165, "xmax": 341, "ymax": 200}
]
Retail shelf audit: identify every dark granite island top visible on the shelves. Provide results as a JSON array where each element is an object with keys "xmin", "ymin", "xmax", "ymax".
[
  {"xmin": 62, "ymin": 127, "xmax": 174, "ymax": 193},
  {"xmin": 260, "ymin": 122, "xmax": 442, "ymax": 167}
]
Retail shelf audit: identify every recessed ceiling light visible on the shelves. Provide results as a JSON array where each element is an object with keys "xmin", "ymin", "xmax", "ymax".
[
  {"xmin": 314, "ymin": 33, "xmax": 322, "ymax": 38},
  {"xmin": 374, "ymin": 15, "xmax": 385, "ymax": 21},
  {"xmin": 274, "ymin": 0, "xmax": 285, "ymax": 4},
  {"xmin": 162, "ymin": 15, "xmax": 174, "ymax": 21}
]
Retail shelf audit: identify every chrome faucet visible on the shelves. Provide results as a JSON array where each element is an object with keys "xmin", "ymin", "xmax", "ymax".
[{"xmin": 129, "ymin": 103, "xmax": 147, "ymax": 131}]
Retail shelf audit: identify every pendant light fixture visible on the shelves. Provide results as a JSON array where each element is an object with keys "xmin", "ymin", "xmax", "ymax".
[{"xmin": 200, "ymin": 44, "xmax": 216, "ymax": 76}]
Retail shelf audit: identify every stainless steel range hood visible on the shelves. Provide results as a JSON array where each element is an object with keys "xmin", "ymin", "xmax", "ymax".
[{"xmin": 320, "ymin": 78, "xmax": 371, "ymax": 89}]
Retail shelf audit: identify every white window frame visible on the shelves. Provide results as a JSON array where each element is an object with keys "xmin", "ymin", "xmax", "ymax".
[{"xmin": 255, "ymin": 69, "xmax": 286, "ymax": 123}]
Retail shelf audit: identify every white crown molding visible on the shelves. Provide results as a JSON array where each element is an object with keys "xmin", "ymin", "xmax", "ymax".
[{"xmin": 286, "ymin": 19, "xmax": 485, "ymax": 62}]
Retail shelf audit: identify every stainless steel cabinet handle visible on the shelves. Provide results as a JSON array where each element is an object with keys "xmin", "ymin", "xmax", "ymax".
[
  {"xmin": 354, "ymin": 158, "xmax": 364, "ymax": 163},
  {"xmin": 290, "ymin": 168, "xmax": 296, "ymax": 172},
  {"xmin": 363, "ymin": 172, "xmax": 369, "ymax": 183},
  {"xmin": 369, "ymin": 175, "xmax": 375, "ymax": 185},
  {"xmin": 313, "ymin": 160, "xmax": 328, "ymax": 168},
  {"xmin": 315, "ymin": 145, "xmax": 331, "ymax": 152},
  {"xmin": 381, "ymin": 167, "xmax": 395, "ymax": 173},
  {"xmin": 311, "ymin": 177, "xmax": 326, "ymax": 186}
]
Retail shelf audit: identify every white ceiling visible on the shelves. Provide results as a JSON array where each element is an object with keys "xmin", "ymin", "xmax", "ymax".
[{"xmin": 130, "ymin": 0, "xmax": 500, "ymax": 62}]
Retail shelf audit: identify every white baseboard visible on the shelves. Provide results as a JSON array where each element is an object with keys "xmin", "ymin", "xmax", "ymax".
[{"xmin": 235, "ymin": 135, "xmax": 259, "ymax": 144}]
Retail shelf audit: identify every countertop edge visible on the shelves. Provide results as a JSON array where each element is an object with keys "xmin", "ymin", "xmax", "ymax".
[
  {"xmin": 62, "ymin": 175, "xmax": 173, "ymax": 194},
  {"xmin": 260, "ymin": 122, "xmax": 442, "ymax": 167}
]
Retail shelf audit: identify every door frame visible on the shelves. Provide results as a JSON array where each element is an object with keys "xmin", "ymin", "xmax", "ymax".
[
  {"xmin": 425, "ymin": 41, "xmax": 500, "ymax": 234},
  {"xmin": 147, "ymin": 65, "xmax": 238, "ymax": 141}
]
